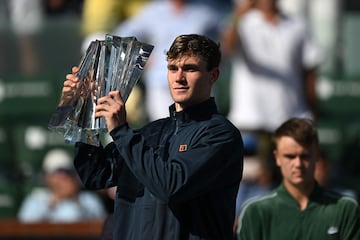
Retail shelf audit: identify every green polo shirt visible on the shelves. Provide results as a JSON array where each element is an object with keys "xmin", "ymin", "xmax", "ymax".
[{"xmin": 237, "ymin": 183, "xmax": 360, "ymax": 240}]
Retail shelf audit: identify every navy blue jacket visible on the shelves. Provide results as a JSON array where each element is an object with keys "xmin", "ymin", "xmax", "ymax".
[{"xmin": 74, "ymin": 98, "xmax": 243, "ymax": 240}]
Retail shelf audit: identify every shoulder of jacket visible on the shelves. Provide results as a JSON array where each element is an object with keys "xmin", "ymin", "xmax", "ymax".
[{"xmin": 242, "ymin": 192, "xmax": 278, "ymax": 212}]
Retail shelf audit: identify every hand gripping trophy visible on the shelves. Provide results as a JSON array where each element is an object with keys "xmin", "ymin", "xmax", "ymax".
[{"xmin": 48, "ymin": 34, "xmax": 154, "ymax": 146}]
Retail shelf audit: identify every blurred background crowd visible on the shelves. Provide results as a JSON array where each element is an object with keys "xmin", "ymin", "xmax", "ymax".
[{"xmin": 0, "ymin": 0, "xmax": 359, "ymax": 235}]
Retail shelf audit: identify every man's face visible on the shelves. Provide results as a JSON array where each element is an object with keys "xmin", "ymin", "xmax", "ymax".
[
  {"xmin": 274, "ymin": 136, "xmax": 317, "ymax": 188},
  {"xmin": 167, "ymin": 54, "xmax": 218, "ymax": 111},
  {"xmin": 46, "ymin": 171, "xmax": 80, "ymax": 199}
]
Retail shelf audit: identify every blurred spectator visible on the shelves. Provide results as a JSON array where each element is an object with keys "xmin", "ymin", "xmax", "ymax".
[
  {"xmin": 233, "ymin": 134, "xmax": 274, "ymax": 233},
  {"xmin": 0, "ymin": 0, "xmax": 83, "ymax": 75},
  {"xmin": 192, "ymin": 0, "xmax": 234, "ymax": 18},
  {"xmin": 113, "ymin": 0, "xmax": 223, "ymax": 121},
  {"xmin": 44, "ymin": 0, "xmax": 83, "ymax": 16},
  {"xmin": 81, "ymin": 0, "xmax": 149, "ymax": 53},
  {"xmin": 221, "ymin": 0, "xmax": 323, "ymax": 161},
  {"xmin": 8, "ymin": 0, "xmax": 44, "ymax": 75},
  {"xmin": 17, "ymin": 148, "xmax": 106, "ymax": 223},
  {"xmin": 235, "ymin": 157, "xmax": 273, "ymax": 212}
]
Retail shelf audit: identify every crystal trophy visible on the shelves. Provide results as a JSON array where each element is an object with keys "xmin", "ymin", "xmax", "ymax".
[{"xmin": 48, "ymin": 34, "xmax": 154, "ymax": 146}]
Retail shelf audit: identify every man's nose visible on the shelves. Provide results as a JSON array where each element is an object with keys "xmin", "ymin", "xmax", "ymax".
[
  {"xmin": 175, "ymin": 69, "xmax": 185, "ymax": 81},
  {"xmin": 294, "ymin": 157, "xmax": 303, "ymax": 167}
]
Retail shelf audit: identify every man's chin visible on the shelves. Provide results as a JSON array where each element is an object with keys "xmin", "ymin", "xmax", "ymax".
[
  {"xmin": 291, "ymin": 177, "xmax": 306, "ymax": 186},
  {"xmin": 173, "ymin": 97, "xmax": 189, "ymax": 106}
]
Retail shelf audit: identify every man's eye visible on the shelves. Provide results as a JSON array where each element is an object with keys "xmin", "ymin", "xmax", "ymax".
[
  {"xmin": 168, "ymin": 66, "xmax": 177, "ymax": 71},
  {"xmin": 183, "ymin": 67, "xmax": 197, "ymax": 72},
  {"xmin": 285, "ymin": 154, "xmax": 296, "ymax": 159}
]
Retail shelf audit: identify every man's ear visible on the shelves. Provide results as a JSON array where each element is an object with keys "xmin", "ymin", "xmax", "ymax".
[
  {"xmin": 211, "ymin": 67, "xmax": 220, "ymax": 84},
  {"xmin": 273, "ymin": 149, "xmax": 281, "ymax": 167}
]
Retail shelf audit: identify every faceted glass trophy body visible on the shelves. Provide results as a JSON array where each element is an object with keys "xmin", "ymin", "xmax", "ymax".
[{"xmin": 48, "ymin": 34, "xmax": 154, "ymax": 146}]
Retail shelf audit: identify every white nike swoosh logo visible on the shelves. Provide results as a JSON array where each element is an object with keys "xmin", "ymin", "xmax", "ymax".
[{"xmin": 327, "ymin": 226, "xmax": 338, "ymax": 235}]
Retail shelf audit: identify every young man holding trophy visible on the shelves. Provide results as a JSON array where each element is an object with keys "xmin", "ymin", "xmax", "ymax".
[{"xmin": 58, "ymin": 34, "xmax": 244, "ymax": 239}]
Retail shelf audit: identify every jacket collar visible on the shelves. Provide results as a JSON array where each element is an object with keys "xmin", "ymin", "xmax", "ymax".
[
  {"xmin": 168, "ymin": 97, "xmax": 218, "ymax": 123},
  {"xmin": 277, "ymin": 181, "xmax": 322, "ymax": 209}
]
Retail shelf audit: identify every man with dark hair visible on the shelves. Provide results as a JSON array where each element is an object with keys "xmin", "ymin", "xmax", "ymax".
[
  {"xmin": 237, "ymin": 118, "xmax": 360, "ymax": 240},
  {"xmin": 62, "ymin": 34, "xmax": 243, "ymax": 240}
]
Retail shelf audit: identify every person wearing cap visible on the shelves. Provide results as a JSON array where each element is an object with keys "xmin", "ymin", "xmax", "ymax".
[
  {"xmin": 17, "ymin": 148, "xmax": 107, "ymax": 223},
  {"xmin": 237, "ymin": 118, "xmax": 360, "ymax": 240}
]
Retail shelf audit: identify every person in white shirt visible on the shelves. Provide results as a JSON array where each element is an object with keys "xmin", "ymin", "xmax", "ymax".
[
  {"xmin": 223, "ymin": 0, "xmax": 323, "ymax": 133},
  {"xmin": 18, "ymin": 148, "xmax": 106, "ymax": 223}
]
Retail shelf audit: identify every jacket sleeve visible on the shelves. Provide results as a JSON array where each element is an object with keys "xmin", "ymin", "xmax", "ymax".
[
  {"xmin": 110, "ymin": 120, "xmax": 243, "ymax": 203},
  {"xmin": 73, "ymin": 142, "xmax": 122, "ymax": 190},
  {"xmin": 237, "ymin": 203, "xmax": 263, "ymax": 240},
  {"xmin": 341, "ymin": 198, "xmax": 360, "ymax": 240}
]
